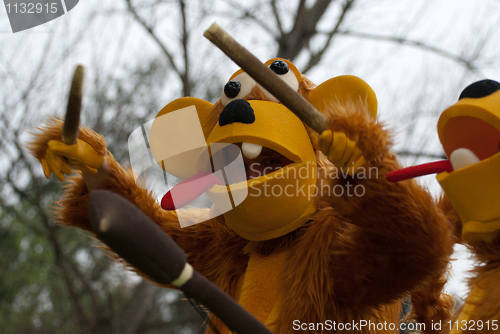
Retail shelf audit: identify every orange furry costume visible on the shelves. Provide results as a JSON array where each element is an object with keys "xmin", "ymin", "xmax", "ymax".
[
  {"xmin": 28, "ymin": 59, "xmax": 454, "ymax": 333},
  {"xmin": 387, "ymin": 79, "xmax": 500, "ymax": 334},
  {"xmin": 435, "ymin": 80, "xmax": 500, "ymax": 334}
]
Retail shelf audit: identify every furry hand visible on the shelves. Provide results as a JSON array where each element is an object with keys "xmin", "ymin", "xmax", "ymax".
[
  {"xmin": 318, "ymin": 130, "xmax": 366, "ymax": 175},
  {"xmin": 42, "ymin": 139, "xmax": 104, "ymax": 180}
]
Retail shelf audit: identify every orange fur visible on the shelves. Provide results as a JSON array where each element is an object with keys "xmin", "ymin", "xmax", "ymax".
[
  {"xmin": 310, "ymin": 103, "xmax": 454, "ymax": 334},
  {"xmin": 439, "ymin": 195, "xmax": 463, "ymax": 244},
  {"xmin": 408, "ymin": 270, "xmax": 455, "ymax": 334},
  {"xmin": 437, "ymin": 196, "xmax": 500, "ymax": 334},
  {"xmin": 27, "ymin": 78, "xmax": 455, "ymax": 333},
  {"xmin": 455, "ymin": 257, "xmax": 500, "ymax": 334}
]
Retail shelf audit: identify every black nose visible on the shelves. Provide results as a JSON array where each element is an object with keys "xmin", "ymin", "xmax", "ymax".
[{"xmin": 219, "ymin": 99, "xmax": 255, "ymax": 126}]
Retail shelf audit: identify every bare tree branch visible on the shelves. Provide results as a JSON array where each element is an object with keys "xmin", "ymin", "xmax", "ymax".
[
  {"xmin": 302, "ymin": 0, "xmax": 355, "ymax": 73},
  {"xmin": 125, "ymin": 0, "xmax": 182, "ymax": 78},
  {"xmin": 179, "ymin": 0, "xmax": 191, "ymax": 97},
  {"xmin": 277, "ymin": 0, "xmax": 336, "ymax": 60},
  {"xmin": 270, "ymin": 0, "xmax": 284, "ymax": 36},
  {"xmin": 6, "ymin": 171, "xmax": 92, "ymax": 332},
  {"xmin": 68, "ymin": 255, "xmax": 100, "ymax": 313},
  {"xmin": 47, "ymin": 225, "xmax": 93, "ymax": 333},
  {"xmin": 125, "ymin": 0, "xmax": 193, "ymax": 97},
  {"xmin": 221, "ymin": 0, "xmax": 278, "ymax": 37},
  {"xmin": 119, "ymin": 281, "xmax": 162, "ymax": 334},
  {"xmin": 336, "ymin": 29, "xmax": 485, "ymax": 76}
]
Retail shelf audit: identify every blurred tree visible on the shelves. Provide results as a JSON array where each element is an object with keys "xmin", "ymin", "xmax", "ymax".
[
  {"xmin": 0, "ymin": 61, "xmax": 206, "ymax": 334},
  {"xmin": 1, "ymin": 0, "xmax": 499, "ymax": 332},
  {"xmin": 0, "ymin": 8, "xmax": 205, "ymax": 332}
]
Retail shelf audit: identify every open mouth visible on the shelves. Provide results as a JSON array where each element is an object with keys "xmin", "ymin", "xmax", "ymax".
[
  {"xmin": 387, "ymin": 115, "xmax": 500, "ymax": 182},
  {"xmin": 441, "ymin": 116, "xmax": 500, "ymax": 171},
  {"xmin": 161, "ymin": 141, "xmax": 296, "ymax": 210},
  {"xmin": 238, "ymin": 142, "xmax": 294, "ymax": 179},
  {"xmin": 207, "ymin": 141, "xmax": 296, "ymax": 181},
  {"xmin": 438, "ymin": 116, "xmax": 500, "ymax": 242}
]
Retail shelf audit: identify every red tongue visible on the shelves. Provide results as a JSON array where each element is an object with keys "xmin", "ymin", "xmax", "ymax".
[
  {"xmin": 386, "ymin": 160, "xmax": 453, "ymax": 182},
  {"xmin": 161, "ymin": 172, "xmax": 225, "ymax": 210}
]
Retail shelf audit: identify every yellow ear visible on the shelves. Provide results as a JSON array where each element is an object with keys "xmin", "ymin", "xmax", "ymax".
[
  {"xmin": 149, "ymin": 97, "xmax": 214, "ymax": 178},
  {"xmin": 154, "ymin": 97, "xmax": 214, "ymax": 139},
  {"xmin": 307, "ymin": 75, "xmax": 378, "ymax": 119}
]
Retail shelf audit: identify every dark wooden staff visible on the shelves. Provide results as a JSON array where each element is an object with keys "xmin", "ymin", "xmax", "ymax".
[
  {"xmin": 204, "ymin": 23, "xmax": 328, "ymax": 135},
  {"xmin": 89, "ymin": 190, "xmax": 274, "ymax": 334}
]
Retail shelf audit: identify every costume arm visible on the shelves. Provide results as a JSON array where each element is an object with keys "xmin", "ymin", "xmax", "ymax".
[
  {"xmin": 313, "ymin": 103, "xmax": 454, "ymax": 309},
  {"xmin": 27, "ymin": 118, "xmax": 247, "ymax": 283}
]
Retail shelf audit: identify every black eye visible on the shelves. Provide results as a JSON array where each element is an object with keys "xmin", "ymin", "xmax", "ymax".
[
  {"xmin": 270, "ymin": 60, "xmax": 289, "ymax": 75},
  {"xmin": 224, "ymin": 81, "xmax": 241, "ymax": 98}
]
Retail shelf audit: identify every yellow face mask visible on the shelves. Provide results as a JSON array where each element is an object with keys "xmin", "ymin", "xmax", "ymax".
[
  {"xmin": 437, "ymin": 88, "xmax": 500, "ymax": 243},
  {"xmin": 204, "ymin": 100, "xmax": 317, "ymax": 241}
]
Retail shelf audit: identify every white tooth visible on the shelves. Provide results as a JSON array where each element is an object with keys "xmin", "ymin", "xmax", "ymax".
[
  {"xmin": 241, "ymin": 142, "xmax": 263, "ymax": 159},
  {"xmin": 450, "ymin": 148, "xmax": 480, "ymax": 171}
]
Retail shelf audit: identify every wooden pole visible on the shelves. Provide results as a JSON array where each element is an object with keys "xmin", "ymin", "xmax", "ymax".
[{"xmin": 89, "ymin": 190, "xmax": 274, "ymax": 334}]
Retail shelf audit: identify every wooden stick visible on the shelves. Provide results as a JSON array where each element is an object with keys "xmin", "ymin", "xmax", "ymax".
[
  {"xmin": 204, "ymin": 23, "xmax": 328, "ymax": 134},
  {"xmin": 89, "ymin": 190, "xmax": 274, "ymax": 334},
  {"xmin": 62, "ymin": 64, "xmax": 85, "ymax": 145}
]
